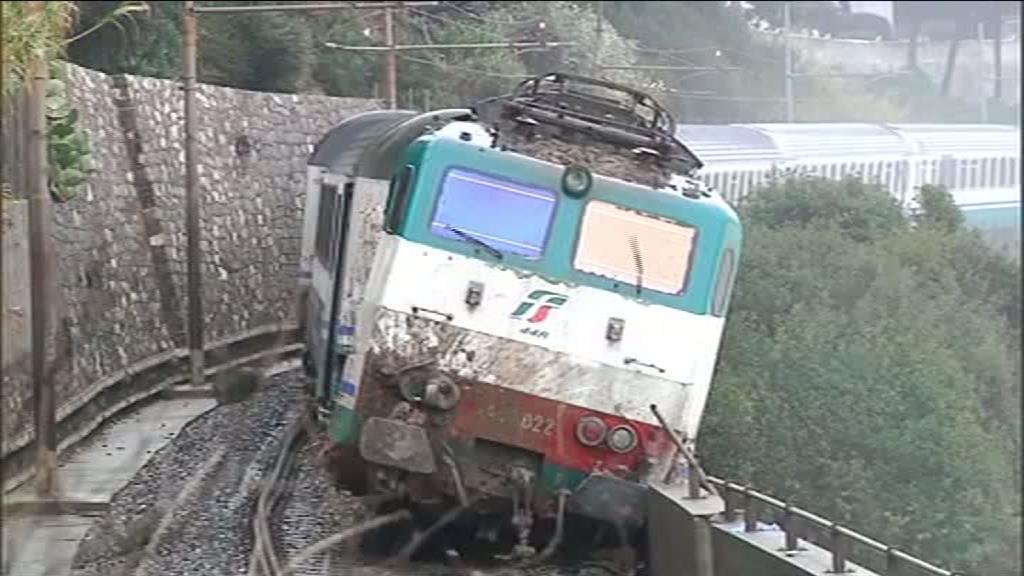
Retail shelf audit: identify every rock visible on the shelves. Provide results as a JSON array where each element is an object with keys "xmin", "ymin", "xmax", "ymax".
[{"xmin": 212, "ymin": 367, "xmax": 264, "ymax": 405}]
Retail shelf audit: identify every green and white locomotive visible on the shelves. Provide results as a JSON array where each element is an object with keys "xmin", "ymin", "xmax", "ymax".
[{"xmin": 299, "ymin": 73, "xmax": 742, "ymax": 552}]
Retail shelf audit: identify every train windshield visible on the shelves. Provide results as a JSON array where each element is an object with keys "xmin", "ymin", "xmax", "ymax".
[
  {"xmin": 574, "ymin": 200, "xmax": 697, "ymax": 295},
  {"xmin": 430, "ymin": 167, "xmax": 557, "ymax": 259}
]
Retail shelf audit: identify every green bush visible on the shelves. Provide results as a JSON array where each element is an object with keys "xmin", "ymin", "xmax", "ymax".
[
  {"xmin": 703, "ymin": 177, "xmax": 1021, "ymax": 575},
  {"xmin": 46, "ymin": 60, "xmax": 93, "ymax": 203}
]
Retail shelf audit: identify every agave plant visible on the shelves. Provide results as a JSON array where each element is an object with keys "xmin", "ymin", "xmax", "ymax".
[
  {"xmin": 46, "ymin": 60, "xmax": 92, "ymax": 203},
  {"xmin": 2, "ymin": 1, "xmax": 146, "ymax": 201}
]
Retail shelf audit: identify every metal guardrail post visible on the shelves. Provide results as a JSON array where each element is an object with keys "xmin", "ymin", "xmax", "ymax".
[
  {"xmin": 743, "ymin": 487, "xmax": 757, "ymax": 532},
  {"xmin": 706, "ymin": 480, "xmax": 956, "ymax": 575},
  {"xmin": 723, "ymin": 483, "xmax": 737, "ymax": 523},
  {"xmin": 886, "ymin": 547, "xmax": 900, "ymax": 576},
  {"xmin": 688, "ymin": 457, "xmax": 701, "ymax": 499},
  {"xmin": 783, "ymin": 503, "xmax": 799, "ymax": 551},
  {"xmin": 830, "ymin": 522, "xmax": 846, "ymax": 574}
]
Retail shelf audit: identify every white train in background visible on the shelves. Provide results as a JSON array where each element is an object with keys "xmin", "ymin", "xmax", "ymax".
[{"xmin": 677, "ymin": 123, "xmax": 1021, "ymax": 239}]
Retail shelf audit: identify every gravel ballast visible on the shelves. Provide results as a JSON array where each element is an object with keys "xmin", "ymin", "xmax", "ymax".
[
  {"xmin": 69, "ymin": 369, "xmax": 637, "ymax": 576},
  {"xmin": 70, "ymin": 371, "xmax": 304, "ymax": 576}
]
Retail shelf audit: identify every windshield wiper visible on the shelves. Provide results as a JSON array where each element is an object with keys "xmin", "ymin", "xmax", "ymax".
[
  {"xmin": 629, "ymin": 234, "xmax": 644, "ymax": 297},
  {"xmin": 446, "ymin": 225, "xmax": 503, "ymax": 261}
]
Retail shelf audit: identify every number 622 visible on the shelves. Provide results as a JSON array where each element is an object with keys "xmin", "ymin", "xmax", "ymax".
[{"xmin": 520, "ymin": 413, "xmax": 555, "ymax": 436}]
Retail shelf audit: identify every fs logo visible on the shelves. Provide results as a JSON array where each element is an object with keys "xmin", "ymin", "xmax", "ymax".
[{"xmin": 511, "ymin": 290, "xmax": 568, "ymax": 324}]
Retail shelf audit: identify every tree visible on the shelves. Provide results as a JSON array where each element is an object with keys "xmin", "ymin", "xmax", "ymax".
[
  {"xmin": 1, "ymin": 1, "xmax": 144, "ymax": 201},
  {"xmin": 65, "ymin": 1, "xmax": 182, "ymax": 79},
  {"xmin": 702, "ymin": 176, "xmax": 1021, "ymax": 575},
  {"xmin": 2, "ymin": 1, "xmax": 77, "ymax": 102}
]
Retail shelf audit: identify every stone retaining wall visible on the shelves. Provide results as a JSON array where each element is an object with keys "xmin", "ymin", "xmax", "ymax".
[{"xmin": 1, "ymin": 64, "xmax": 379, "ymax": 454}]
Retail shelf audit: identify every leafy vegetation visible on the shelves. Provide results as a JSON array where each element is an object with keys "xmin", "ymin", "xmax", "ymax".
[
  {"xmin": 1, "ymin": 1, "xmax": 77, "ymax": 103},
  {"xmin": 1, "ymin": 1, "xmax": 142, "ymax": 201},
  {"xmin": 7, "ymin": 4, "xmax": 1019, "ymax": 572},
  {"xmin": 46, "ymin": 60, "xmax": 93, "ymax": 203},
  {"xmin": 53, "ymin": 0, "xmax": 1011, "ymax": 125},
  {"xmin": 702, "ymin": 177, "xmax": 1021, "ymax": 575}
]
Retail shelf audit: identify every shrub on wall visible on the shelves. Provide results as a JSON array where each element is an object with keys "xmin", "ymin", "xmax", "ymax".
[{"xmin": 46, "ymin": 60, "xmax": 93, "ymax": 203}]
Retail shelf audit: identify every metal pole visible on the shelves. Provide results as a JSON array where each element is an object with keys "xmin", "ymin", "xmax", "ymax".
[
  {"xmin": 783, "ymin": 1, "xmax": 795, "ymax": 122},
  {"xmin": 183, "ymin": 1, "xmax": 204, "ymax": 386},
  {"xmin": 977, "ymin": 21, "xmax": 989, "ymax": 123},
  {"xmin": 993, "ymin": 19, "xmax": 1003, "ymax": 100},
  {"xmin": 594, "ymin": 0, "xmax": 603, "ymax": 73},
  {"xmin": 27, "ymin": 0, "xmax": 56, "ymax": 497},
  {"xmin": 384, "ymin": 5, "xmax": 398, "ymax": 109}
]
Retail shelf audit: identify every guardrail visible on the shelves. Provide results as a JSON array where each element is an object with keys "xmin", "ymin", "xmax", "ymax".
[
  {"xmin": 706, "ymin": 476, "xmax": 963, "ymax": 576},
  {"xmin": 1, "ymin": 323, "xmax": 304, "ymax": 494}
]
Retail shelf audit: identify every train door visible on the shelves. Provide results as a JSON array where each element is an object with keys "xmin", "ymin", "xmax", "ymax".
[{"xmin": 309, "ymin": 174, "xmax": 351, "ymax": 404}]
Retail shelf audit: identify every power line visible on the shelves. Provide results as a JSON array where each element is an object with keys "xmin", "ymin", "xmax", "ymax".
[
  {"xmin": 324, "ymin": 40, "xmax": 577, "ymax": 52},
  {"xmin": 192, "ymin": 1, "xmax": 438, "ymax": 14},
  {"xmin": 441, "ymin": 2, "xmax": 545, "ymax": 28},
  {"xmin": 399, "ymin": 54, "xmax": 534, "ymax": 79},
  {"xmin": 600, "ymin": 64, "xmax": 742, "ymax": 72},
  {"xmin": 406, "ymin": 7, "xmax": 515, "ymax": 44}
]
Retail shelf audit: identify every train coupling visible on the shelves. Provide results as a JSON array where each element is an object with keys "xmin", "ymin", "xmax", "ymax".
[{"xmin": 510, "ymin": 466, "xmax": 537, "ymax": 559}]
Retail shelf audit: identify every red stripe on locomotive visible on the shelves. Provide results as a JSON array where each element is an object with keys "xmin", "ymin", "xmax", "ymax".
[{"xmin": 451, "ymin": 381, "xmax": 676, "ymax": 473}]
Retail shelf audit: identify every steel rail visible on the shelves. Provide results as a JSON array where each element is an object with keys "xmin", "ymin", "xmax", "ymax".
[{"xmin": 249, "ymin": 415, "xmax": 308, "ymax": 576}]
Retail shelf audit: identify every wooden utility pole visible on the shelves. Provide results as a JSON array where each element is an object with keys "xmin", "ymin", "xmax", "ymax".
[
  {"xmin": 174, "ymin": 1, "xmax": 435, "ymax": 386},
  {"xmin": 594, "ymin": 0, "xmax": 603, "ymax": 74},
  {"xmin": 385, "ymin": 5, "xmax": 398, "ymax": 109},
  {"xmin": 26, "ymin": 0, "xmax": 56, "ymax": 497},
  {"xmin": 182, "ymin": 0, "xmax": 203, "ymax": 388}
]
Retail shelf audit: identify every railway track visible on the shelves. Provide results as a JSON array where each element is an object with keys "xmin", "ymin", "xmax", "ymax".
[{"xmin": 249, "ymin": 413, "xmax": 309, "ymax": 576}]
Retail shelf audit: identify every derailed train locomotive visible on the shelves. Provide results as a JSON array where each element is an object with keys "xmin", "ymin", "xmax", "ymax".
[{"xmin": 299, "ymin": 73, "xmax": 742, "ymax": 550}]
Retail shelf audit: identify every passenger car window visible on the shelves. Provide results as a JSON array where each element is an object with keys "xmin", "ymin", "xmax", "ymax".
[
  {"xmin": 315, "ymin": 183, "xmax": 338, "ymax": 268},
  {"xmin": 431, "ymin": 168, "xmax": 557, "ymax": 259},
  {"xmin": 574, "ymin": 200, "xmax": 697, "ymax": 295}
]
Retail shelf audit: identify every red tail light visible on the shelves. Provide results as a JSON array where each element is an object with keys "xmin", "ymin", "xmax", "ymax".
[{"xmin": 576, "ymin": 416, "xmax": 607, "ymax": 447}]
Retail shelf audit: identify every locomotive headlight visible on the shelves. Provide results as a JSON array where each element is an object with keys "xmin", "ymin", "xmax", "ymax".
[
  {"xmin": 607, "ymin": 425, "xmax": 638, "ymax": 453},
  {"xmin": 562, "ymin": 165, "xmax": 593, "ymax": 198},
  {"xmin": 422, "ymin": 375, "xmax": 461, "ymax": 411},
  {"xmin": 576, "ymin": 415, "xmax": 607, "ymax": 447}
]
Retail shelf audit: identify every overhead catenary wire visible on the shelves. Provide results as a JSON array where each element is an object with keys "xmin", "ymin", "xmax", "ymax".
[
  {"xmin": 441, "ymin": 2, "xmax": 547, "ymax": 28},
  {"xmin": 399, "ymin": 54, "xmax": 535, "ymax": 79}
]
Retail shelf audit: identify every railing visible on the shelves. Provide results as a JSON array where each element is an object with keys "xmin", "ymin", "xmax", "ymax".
[
  {"xmin": 2, "ymin": 324, "xmax": 303, "ymax": 494},
  {"xmin": 652, "ymin": 403, "xmax": 962, "ymax": 576},
  {"xmin": 705, "ymin": 476, "xmax": 963, "ymax": 576}
]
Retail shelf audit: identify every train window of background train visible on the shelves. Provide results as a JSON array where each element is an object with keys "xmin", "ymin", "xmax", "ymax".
[
  {"xmin": 315, "ymin": 184, "xmax": 339, "ymax": 268},
  {"xmin": 430, "ymin": 167, "xmax": 557, "ymax": 259},
  {"xmin": 711, "ymin": 248, "xmax": 735, "ymax": 318},
  {"xmin": 574, "ymin": 200, "xmax": 696, "ymax": 295}
]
